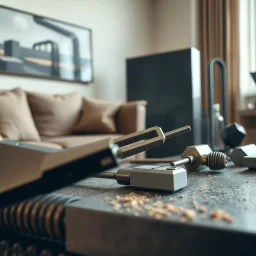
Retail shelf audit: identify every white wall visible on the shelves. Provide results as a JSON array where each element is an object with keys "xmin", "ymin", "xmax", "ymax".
[
  {"xmin": 238, "ymin": 0, "xmax": 256, "ymax": 109},
  {"xmin": 0, "ymin": 0, "xmax": 198, "ymax": 99},
  {"xmin": 154, "ymin": 0, "xmax": 198, "ymax": 53},
  {"xmin": 0, "ymin": 0, "xmax": 155, "ymax": 99}
]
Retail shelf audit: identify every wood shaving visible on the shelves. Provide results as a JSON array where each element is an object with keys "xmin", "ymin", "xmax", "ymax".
[
  {"xmin": 209, "ymin": 209, "xmax": 234, "ymax": 223},
  {"xmin": 182, "ymin": 209, "xmax": 196, "ymax": 221},
  {"xmin": 199, "ymin": 206, "xmax": 207, "ymax": 213},
  {"xmin": 105, "ymin": 192, "xmax": 233, "ymax": 224},
  {"xmin": 164, "ymin": 203, "xmax": 180, "ymax": 213},
  {"xmin": 148, "ymin": 208, "xmax": 169, "ymax": 217}
]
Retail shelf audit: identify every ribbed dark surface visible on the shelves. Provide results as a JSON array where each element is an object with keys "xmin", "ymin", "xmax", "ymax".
[
  {"xmin": 206, "ymin": 151, "xmax": 227, "ymax": 170},
  {"xmin": 0, "ymin": 194, "xmax": 81, "ymax": 241}
]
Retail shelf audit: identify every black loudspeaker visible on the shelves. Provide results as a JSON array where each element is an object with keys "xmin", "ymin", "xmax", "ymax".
[{"xmin": 126, "ymin": 48, "xmax": 202, "ymax": 157}]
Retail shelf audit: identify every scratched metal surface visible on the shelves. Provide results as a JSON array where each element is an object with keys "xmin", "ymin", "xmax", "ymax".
[{"xmin": 56, "ymin": 163, "xmax": 256, "ymax": 234}]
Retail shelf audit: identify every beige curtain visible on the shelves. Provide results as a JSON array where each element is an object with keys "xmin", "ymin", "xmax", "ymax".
[{"xmin": 198, "ymin": 0, "xmax": 238, "ymax": 122}]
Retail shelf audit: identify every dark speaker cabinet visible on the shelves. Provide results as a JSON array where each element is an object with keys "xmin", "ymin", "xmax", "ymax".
[{"xmin": 126, "ymin": 48, "xmax": 202, "ymax": 157}]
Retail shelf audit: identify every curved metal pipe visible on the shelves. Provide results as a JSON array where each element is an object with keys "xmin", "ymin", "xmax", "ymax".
[
  {"xmin": 207, "ymin": 58, "xmax": 227, "ymax": 150},
  {"xmin": 33, "ymin": 16, "xmax": 80, "ymax": 80}
]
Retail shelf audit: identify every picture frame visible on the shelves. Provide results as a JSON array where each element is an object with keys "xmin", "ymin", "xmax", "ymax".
[{"xmin": 0, "ymin": 5, "xmax": 93, "ymax": 84}]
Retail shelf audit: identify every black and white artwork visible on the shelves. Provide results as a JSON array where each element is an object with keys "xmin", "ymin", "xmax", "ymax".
[{"xmin": 0, "ymin": 6, "xmax": 93, "ymax": 83}]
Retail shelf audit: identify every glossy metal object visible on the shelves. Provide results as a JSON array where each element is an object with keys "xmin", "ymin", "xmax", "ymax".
[
  {"xmin": 114, "ymin": 125, "xmax": 191, "ymax": 159},
  {"xmin": 94, "ymin": 165, "xmax": 187, "ymax": 192},
  {"xmin": 171, "ymin": 145, "xmax": 227, "ymax": 171},
  {"xmin": 208, "ymin": 58, "xmax": 228, "ymax": 149}
]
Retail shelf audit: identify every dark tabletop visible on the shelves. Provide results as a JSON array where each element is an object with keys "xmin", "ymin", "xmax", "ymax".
[
  {"xmin": 56, "ymin": 163, "xmax": 256, "ymax": 256},
  {"xmin": 57, "ymin": 163, "xmax": 256, "ymax": 232}
]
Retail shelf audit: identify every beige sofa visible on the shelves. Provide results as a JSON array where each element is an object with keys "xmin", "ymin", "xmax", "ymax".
[{"xmin": 0, "ymin": 88, "xmax": 147, "ymax": 158}]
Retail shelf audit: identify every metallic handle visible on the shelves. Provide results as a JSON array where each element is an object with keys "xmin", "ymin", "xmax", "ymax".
[
  {"xmin": 170, "ymin": 156, "xmax": 194, "ymax": 167},
  {"xmin": 208, "ymin": 58, "xmax": 227, "ymax": 150},
  {"xmin": 93, "ymin": 170, "xmax": 130, "ymax": 185},
  {"xmin": 115, "ymin": 125, "xmax": 191, "ymax": 159}
]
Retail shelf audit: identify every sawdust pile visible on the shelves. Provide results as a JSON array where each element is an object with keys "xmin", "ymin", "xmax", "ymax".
[{"xmin": 105, "ymin": 192, "xmax": 234, "ymax": 223}]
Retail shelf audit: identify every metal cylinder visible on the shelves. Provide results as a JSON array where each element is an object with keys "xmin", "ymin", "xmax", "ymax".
[
  {"xmin": 202, "ymin": 152, "xmax": 227, "ymax": 170},
  {"xmin": 93, "ymin": 172, "xmax": 116, "ymax": 179},
  {"xmin": 170, "ymin": 156, "xmax": 194, "ymax": 167},
  {"xmin": 164, "ymin": 125, "xmax": 191, "ymax": 140}
]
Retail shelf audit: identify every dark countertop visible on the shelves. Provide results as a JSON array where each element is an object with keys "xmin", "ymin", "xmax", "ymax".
[{"xmin": 56, "ymin": 163, "xmax": 256, "ymax": 256}]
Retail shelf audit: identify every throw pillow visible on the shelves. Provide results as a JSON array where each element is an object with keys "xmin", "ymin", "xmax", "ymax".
[
  {"xmin": 73, "ymin": 97, "xmax": 122, "ymax": 134},
  {"xmin": 0, "ymin": 87, "xmax": 40, "ymax": 141},
  {"xmin": 27, "ymin": 91, "xmax": 82, "ymax": 137}
]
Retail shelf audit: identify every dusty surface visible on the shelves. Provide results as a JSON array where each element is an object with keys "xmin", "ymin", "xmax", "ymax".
[{"xmin": 57, "ymin": 163, "xmax": 256, "ymax": 232}]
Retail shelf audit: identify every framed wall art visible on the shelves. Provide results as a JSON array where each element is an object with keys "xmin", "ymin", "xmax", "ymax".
[{"xmin": 0, "ymin": 5, "xmax": 93, "ymax": 84}]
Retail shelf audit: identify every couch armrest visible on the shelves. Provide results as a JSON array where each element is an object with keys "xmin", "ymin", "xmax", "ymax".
[{"xmin": 116, "ymin": 101, "xmax": 147, "ymax": 135}]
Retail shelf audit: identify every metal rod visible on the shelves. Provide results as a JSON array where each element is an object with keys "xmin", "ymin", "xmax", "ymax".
[
  {"xmin": 170, "ymin": 157, "xmax": 191, "ymax": 167},
  {"xmin": 130, "ymin": 158, "xmax": 178, "ymax": 164},
  {"xmin": 208, "ymin": 58, "xmax": 227, "ymax": 150},
  {"xmin": 93, "ymin": 172, "xmax": 116, "ymax": 179},
  {"xmin": 164, "ymin": 125, "xmax": 191, "ymax": 140}
]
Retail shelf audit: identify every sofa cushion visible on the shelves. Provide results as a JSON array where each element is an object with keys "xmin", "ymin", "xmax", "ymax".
[
  {"xmin": 27, "ymin": 91, "xmax": 81, "ymax": 137},
  {"xmin": 23, "ymin": 141, "xmax": 63, "ymax": 149},
  {"xmin": 73, "ymin": 97, "xmax": 122, "ymax": 134},
  {"xmin": 44, "ymin": 134, "xmax": 123, "ymax": 148},
  {"xmin": 0, "ymin": 88, "xmax": 40, "ymax": 141}
]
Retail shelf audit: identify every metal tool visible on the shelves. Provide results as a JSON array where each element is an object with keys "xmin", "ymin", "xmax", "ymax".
[
  {"xmin": 208, "ymin": 58, "xmax": 227, "ymax": 150},
  {"xmin": 94, "ymin": 165, "xmax": 187, "ymax": 192},
  {"xmin": 230, "ymin": 144, "xmax": 256, "ymax": 166},
  {"xmin": 0, "ymin": 125, "xmax": 191, "ymax": 208},
  {"xmin": 208, "ymin": 58, "xmax": 246, "ymax": 150},
  {"xmin": 221, "ymin": 123, "xmax": 247, "ymax": 149},
  {"xmin": 130, "ymin": 158, "xmax": 178, "ymax": 164},
  {"xmin": 113, "ymin": 125, "xmax": 191, "ymax": 159},
  {"xmin": 243, "ymin": 155, "xmax": 256, "ymax": 169},
  {"xmin": 170, "ymin": 144, "xmax": 227, "ymax": 171}
]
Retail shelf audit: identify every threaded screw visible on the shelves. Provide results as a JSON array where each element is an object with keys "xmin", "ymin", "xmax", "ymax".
[{"xmin": 202, "ymin": 152, "xmax": 227, "ymax": 170}]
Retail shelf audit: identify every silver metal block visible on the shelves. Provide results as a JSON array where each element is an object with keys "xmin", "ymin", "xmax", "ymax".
[
  {"xmin": 119, "ymin": 165, "xmax": 187, "ymax": 192},
  {"xmin": 230, "ymin": 144, "xmax": 256, "ymax": 166},
  {"xmin": 243, "ymin": 155, "xmax": 256, "ymax": 169}
]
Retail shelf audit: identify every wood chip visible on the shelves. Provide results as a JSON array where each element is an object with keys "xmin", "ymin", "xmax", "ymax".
[
  {"xmin": 199, "ymin": 188, "xmax": 205, "ymax": 192},
  {"xmin": 182, "ymin": 209, "xmax": 196, "ymax": 221},
  {"xmin": 106, "ymin": 192, "xmax": 198, "ymax": 222},
  {"xmin": 209, "ymin": 209, "xmax": 234, "ymax": 223},
  {"xmin": 164, "ymin": 203, "xmax": 180, "ymax": 213},
  {"xmin": 179, "ymin": 194, "xmax": 184, "ymax": 198},
  {"xmin": 148, "ymin": 208, "xmax": 169, "ymax": 217},
  {"xmin": 199, "ymin": 206, "xmax": 207, "ymax": 213}
]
